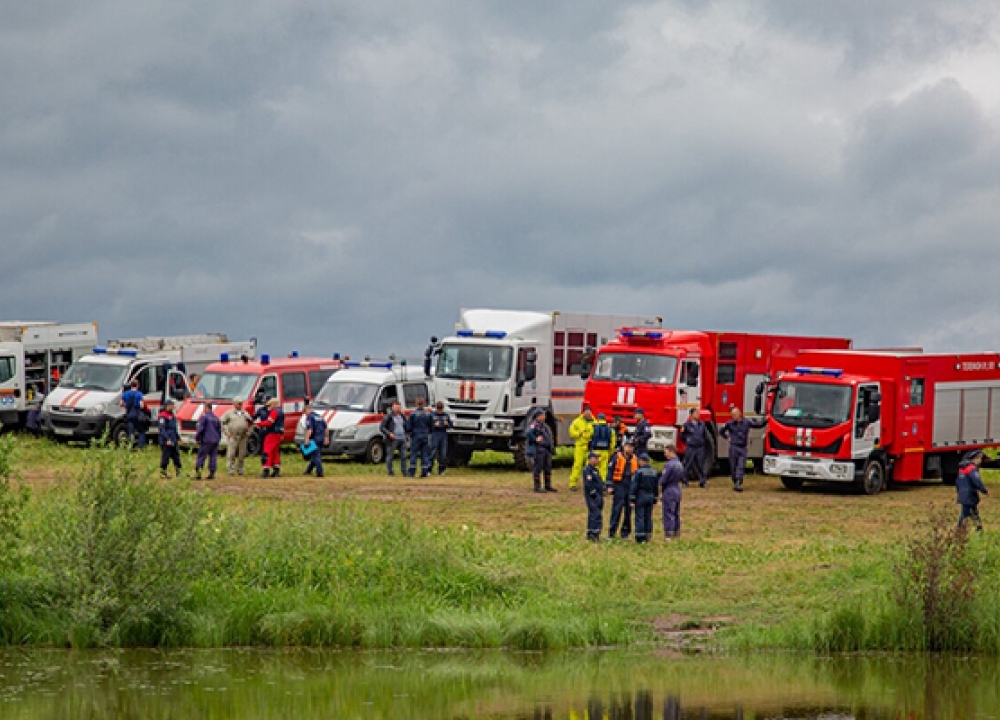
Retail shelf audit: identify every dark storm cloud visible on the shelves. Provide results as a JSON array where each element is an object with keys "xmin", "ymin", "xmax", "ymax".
[{"xmin": 2, "ymin": 1, "xmax": 1000, "ymax": 358}]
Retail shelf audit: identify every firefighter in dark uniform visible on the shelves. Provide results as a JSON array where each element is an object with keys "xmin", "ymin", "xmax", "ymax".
[
  {"xmin": 719, "ymin": 406, "xmax": 766, "ymax": 492},
  {"xmin": 530, "ymin": 410, "xmax": 556, "ymax": 493},
  {"xmin": 632, "ymin": 408, "xmax": 651, "ymax": 457},
  {"xmin": 630, "ymin": 453, "xmax": 660, "ymax": 543},
  {"xmin": 583, "ymin": 452, "xmax": 605, "ymax": 541},
  {"xmin": 659, "ymin": 444, "xmax": 685, "ymax": 538},
  {"xmin": 607, "ymin": 441, "xmax": 638, "ymax": 539},
  {"xmin": 406, "ymin": 398, "xmax": 434, "ymax": 477},
  {"xmin": 429, "ymin": 401, "xmax": 452, "ymax": 475},
  {"xmin": 680, "ymin": 408, "xmax": 708, "ymax": 488}
]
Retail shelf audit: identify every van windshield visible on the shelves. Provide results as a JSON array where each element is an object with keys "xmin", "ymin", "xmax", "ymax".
[
  {"xmin": 60, "ymin": 361, "xmax": 129, "ymax": 393},
  {"xmin": 436, "ymin": 344, "xmax": 512, "ymax": 382},
  {"xmin": 195, "ymin": 372, "xmax": 258, "ymax": 401},
  {"xmin": 591, "ymin": 352, "xmax": 677, "ymax": 385},
  {"xmin": 772, "ymin": 381, "xmax": 853, "ymax": 427},
  {"xmin": 314, "ymin": 382, "xmax": 379, "ymax": 412}
]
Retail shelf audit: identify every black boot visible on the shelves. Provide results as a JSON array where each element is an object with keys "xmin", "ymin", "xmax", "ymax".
[
  {"xmin": 544, "ymin": 476, "xmax": 557, "ymax": 492},
  {"xmin": 261, "ymin": 468, "xmax": 271, "ymax": 478},
  {"xmin": 207, "ymin": 472, "xmax": 215, "ymax": 480},
  {"xmin": 272, "ymin": 467, "xmax": 281, "ymax": 478},
  {"xmin": 533, "ymin": 476, "xmax": 543, "ymax": 493}
]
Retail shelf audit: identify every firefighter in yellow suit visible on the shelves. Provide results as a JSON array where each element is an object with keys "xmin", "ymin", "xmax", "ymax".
[{"xmin": 568, "ymin": 407, "xmax": 595, "ymax": 491}]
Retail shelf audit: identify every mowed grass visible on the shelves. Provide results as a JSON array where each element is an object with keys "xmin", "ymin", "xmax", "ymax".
[{"xmin": 6, "ymin": 435, "xmax": 1000, "ymax": 650}]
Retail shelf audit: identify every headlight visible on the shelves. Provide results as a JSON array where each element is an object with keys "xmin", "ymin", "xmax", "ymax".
[
  {"xmin": 83, "ymin": 403, "xmax": 109, "ymax": 416},
  {"xmin": 831, "ymin": 463, "xmax": 852, "ymax": 476},
  {"xmin": 338, "ymin": 426, "xmax": 357, "ymax": 440},
  {"xmin": 764, "ymin": 457, "xmax": 778, "ymax": 471}
]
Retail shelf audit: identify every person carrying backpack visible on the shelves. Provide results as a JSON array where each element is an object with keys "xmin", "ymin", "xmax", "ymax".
[
  {"xmin": 120, "ymin": 379, "xmax": 147, "ymax": 448},
  {"xmin": 302, "ymin": 399, "xmax": 329, "ymax": 478},
  {"xmin": 589, "ymin": 413, "xmax": 616, "ymax": 482}
]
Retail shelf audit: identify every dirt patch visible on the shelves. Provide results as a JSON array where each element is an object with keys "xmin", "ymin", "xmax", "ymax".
[{"xmin": 651, "ymin": 614, "xmax": 736, "ymax": 652}]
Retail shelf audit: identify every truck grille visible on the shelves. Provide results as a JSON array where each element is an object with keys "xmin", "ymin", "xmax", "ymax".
[
  {"xmin": 768, "ymin": 433, "xmax": 843, "ymax": 455},
  {"xmin": 181, "ymin": 421, "xmax": 197, "ymax": 431}
]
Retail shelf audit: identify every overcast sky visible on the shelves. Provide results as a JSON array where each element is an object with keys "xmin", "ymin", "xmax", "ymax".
[{"xmin": 3, "ymin": 1, "xmax": 1000, "ymax": 359}]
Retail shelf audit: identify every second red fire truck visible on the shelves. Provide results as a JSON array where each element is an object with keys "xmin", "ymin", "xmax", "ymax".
[
  {"xmin": 582, "ymin": 329, "xmax": 851, "ymax": 473},
  {"xmin": 760, "ymin": 349, "xmax": 1000, "ymax": 494}
]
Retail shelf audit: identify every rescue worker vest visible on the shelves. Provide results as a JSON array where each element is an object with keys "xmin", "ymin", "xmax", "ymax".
[
  {"xmin": 591, "ymin": 422, "xmax": 612, "ymax": 451},
  {"xmin": 610, "ymin": 453, "xmax": 639, "ymax": 482},
  {"xmin": 270, "ymin": 409, "xmax": 285, "ymax": 435}
]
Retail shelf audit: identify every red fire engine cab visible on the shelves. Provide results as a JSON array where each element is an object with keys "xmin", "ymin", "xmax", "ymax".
[
  {"xmin": 761, "ymin": 349, "xmax": 1000, "ymax": 494},
  {"xmin": 582, "ymin": 329, "xmax": 851, "ymax": 471}
]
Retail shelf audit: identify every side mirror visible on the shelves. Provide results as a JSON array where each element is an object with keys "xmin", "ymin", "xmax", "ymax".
[
  {"xmin": 524, "ymin": 359, "xmax": 537, "ymax": 383},
  {"xmin": 579, "ymin": 349, "xmax": 594, "ymax": 380},
  {"xmin": 254, "ymin": 391, "xmax": 265, "ymax": 406},
  {"xmin": 753, "ymin": 395, "xmax": 763, "ymax": 415},
  {"xmin": 868, "ymin": 405, "xmax": 881, "ymax": 424}
]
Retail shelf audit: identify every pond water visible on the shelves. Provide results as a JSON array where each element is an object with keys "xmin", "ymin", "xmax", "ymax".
[{"xmin": 0, "ymin": 648, "xmax": 997, "ymax": 719}]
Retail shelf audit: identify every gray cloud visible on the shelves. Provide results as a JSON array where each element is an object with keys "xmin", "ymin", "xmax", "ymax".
[{"xmin": 3, "ymin": 1, "xmax": 1000, "ymax": 361}]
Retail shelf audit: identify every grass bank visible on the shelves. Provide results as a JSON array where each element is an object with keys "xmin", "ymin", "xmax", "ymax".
[{"xmin": 2, "ymin": 434, "xmax": 1000, "ymax": 651}]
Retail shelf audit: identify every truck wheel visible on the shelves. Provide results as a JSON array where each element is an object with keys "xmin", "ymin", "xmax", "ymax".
[
  {"xmin": 857, "ymin": 459, "xmax": 886, "ymax": 495},
  {"xmin": 449, "ymin": 446, "xmax": 473, "ymax": 468},
  {"xmin": 111, "ymin": 422, "xmax": 130, "ymax": 447},
  {"xmin": 365, "ymin": 438, "xmax": 385, "ymax": 465},
  {"xmin": 246, "ymin": 430, "xmax": 261, "ymax": 457},
  {"xmin": 780, "ymin": 476, "xmax": 804, "ymax": 491},
  {"xmin": 512, "ymin": 441, "xmax": 530, "ymax": 471}
]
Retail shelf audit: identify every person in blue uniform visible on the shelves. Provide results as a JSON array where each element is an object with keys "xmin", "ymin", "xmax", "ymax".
[
  {"xmin": 956, "ymin": 449, "xmax": 989, "ymax": 531},
  {"xmin": 429, "ymin": 401, "xmax": 453, "ymax": 475},
  {"xmin": 529, "ymin": 410, "xmax": 556, "ymax": 493},
  {"xmin": 120, "ymin": 379, "xmax": 146, "ymax": 448},
  {"xmin": 406, "ymin": 398, "xmax": 434, "ymax": 478},
  {"xmin": 719, "ymin": 406, "xmax": 766, "ymax": 492},
  {"xmin": 302, "ymin": 399, "xmax": 328, "ymax": 478},
  {"xmin": 607, "ymin": 441, "xmax": 638, "ymax": 539},
  {"xmin": 194, "ymin": 403, "xmax": 222, "ymax": 480},
  {"xmin": 583, "ymin": 452, "xmax": 605, "ymax": 541},
  {"xmin": 680, "ymin": 408, "xmax": 708, "ymax": 488},
  {"xmin": 659, "ymin": 445, "xmax": 685, "ymax": 539},
  {"xmin": 158, "ymin": 399, "xmax": 182, "ymax": 479},
  {"xmin": 632, "ymin": 408, "xmax": 651, "ymax": 457},
  {"xmin": 630, "ymin": 453, "xmax": 660, "ymax": 543}
]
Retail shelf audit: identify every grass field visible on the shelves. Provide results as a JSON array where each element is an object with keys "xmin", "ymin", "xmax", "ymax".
[{"xmin": 2, "ymin": 435, "xmax": 999, "ymax": 651}]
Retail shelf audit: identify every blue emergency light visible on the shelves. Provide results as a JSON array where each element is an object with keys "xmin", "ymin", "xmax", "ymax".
[
  {"xmin": 92, "ymin": 347, "xmax": 106, "ymax": 354},
  {"xmin": 93, "ymin": 347, "xmax": 138, "ymax": 357},
  {"xmin": 343, "ymin": 361, "xmax": 393, "ymax": 369},
  {"xmin": 290, "ymin": 350, "xmax": 299, "ymax": 358},
  {"xmin": 456, "ymin": 330, "xmax": 507, "ymax": 339},
  {"xmin": 795, "ymin": 366, "xmax": 844, "ymax": 378},
  {"xmin": 220, "ymin": 353, "xmax": 230, "ymax": 363},
  {"xmin": 261, "ymin": 354, "xmax": 270, "ymax": 366},
  {"xmin": 620, "ymin": 330, "xmax": 663, "ymax": 339},
  {"xmin": 332, "ymin": 353, "xmax": 341, "ymax": 360}
]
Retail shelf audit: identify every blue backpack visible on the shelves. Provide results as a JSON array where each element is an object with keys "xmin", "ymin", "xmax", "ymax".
[{"xmin": 591, "ymin": 423, "xmax": 612, "ymax": 451}]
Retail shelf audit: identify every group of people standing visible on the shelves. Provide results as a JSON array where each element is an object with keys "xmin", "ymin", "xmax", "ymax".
[{"xmin": 380, "ymin": 399, "xmax": 453, "ymax": 477}]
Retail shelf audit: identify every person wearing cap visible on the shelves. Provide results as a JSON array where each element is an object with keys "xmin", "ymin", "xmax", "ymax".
[
  {"xmin": 529, "ymin": 409, "xmax": 556, "ymax": 493},
  {"xmin": 302, "ymin": 399, "xmax": 329, "ymax": 478},
  {"xmin": 956, "ymin": 450, "xmax": 990, "ymax": 531},
  {"xmin": 157, "ymin": 399, "xmax": 182, "ymax": 479},
  {"xmin": 221, "ymin": 398, "xmax": 253, "ymax": 476},
  {"xmin": 607, "ymin": 440, "xmax": 638, "ymax": 539},
  {"xmin": 719, "ymin": 406, "xmax": 766, "ymax": 492},
  {"xmin": 589, "ymin": 412, "xmax": 616, "ymax": 483},
  {"xmin": 681, "ymin": 408, "xmax": 708, "ymax": 488},
  {"xmin": 194, "ymin": 402, "xmax": 222, "ymax": 480},
  {"xmin": 630, "ymin": 453, "xmax": 660, "ymax": 543},
  {"xmin": 583, "ymin": 452, "xmax": 605, "ymax": 541},
  {"xmin": 406, "ymin": 397, "xmax": 434, "ymax": 478},
  {"xmin": 568, "ymin": 406, "xmax": 595, "ymax": 491},
  {"xmin": 252, "ymin": 397, "xmax": 272, "ymax": 470},
  {"xmin": 429, "ymin": 401, "xmax": 453, "ymax": 475},
  {"xmin": 255, "ymin": 397, "xmax": 285, "ymax": 477},
  {"xmin": 659, "ymin": 444, "xmax": 685, "ymax": 539},
  {"xmin": 632, "ymin": 408, "xmax": 651, "ymax": 457}
]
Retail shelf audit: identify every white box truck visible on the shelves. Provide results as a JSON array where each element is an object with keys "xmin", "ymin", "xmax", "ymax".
[
  {"xmin": 423, "ymin": 309, "xmax": 661, "ymax": 468},
  {"xmin": 40, "ymin": 335, "xmax": 256, "ymax": 444},
  {"xmin": 0, "ymin": 321, "xmax": 99, "ymax": 431}
]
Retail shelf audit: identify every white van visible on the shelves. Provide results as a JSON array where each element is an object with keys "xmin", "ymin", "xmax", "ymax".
[{"xmin": 295, "ymin": 362, "xmax": 433, "ymax": 464}]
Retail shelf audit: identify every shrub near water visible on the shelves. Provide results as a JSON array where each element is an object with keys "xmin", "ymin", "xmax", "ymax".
[{"xmin": 32, "ymin": 442, "xmax": 215, "ymax": 646}]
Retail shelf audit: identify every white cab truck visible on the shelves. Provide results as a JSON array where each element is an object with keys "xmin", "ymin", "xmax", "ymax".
[
  {"xmin": 0, "ymin": 321, "xmax": 99, "ymax": 431},
  {"xmin": 40, "ymin": 335, "xmax": 256, "ymax": 444},
  {"xmin": 423, "ymin": 309, "xmax": 662, "ymax": 469},
  {"xmin": 294, "ymin": 361, "xmax": 433, "ymax": 464}
]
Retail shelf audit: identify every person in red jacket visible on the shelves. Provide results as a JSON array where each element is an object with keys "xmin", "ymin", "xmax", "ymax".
[{"xmin": 254, "ymin": 398, "xmax": 284, "ymax": 477}]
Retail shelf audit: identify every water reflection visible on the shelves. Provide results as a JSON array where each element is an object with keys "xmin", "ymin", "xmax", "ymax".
[{"xmin": 0, "ymin": 649, "xmax": 997, "ymax": 719}]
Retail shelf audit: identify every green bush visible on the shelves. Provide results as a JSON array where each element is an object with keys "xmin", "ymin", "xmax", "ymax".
[
  {"xmin": 33, "ymin": 441, "xmax": 215, "ymax": 646},
  {"xmin": 0, "ymin": 435, "xmax": 29, "ymax": 576}
]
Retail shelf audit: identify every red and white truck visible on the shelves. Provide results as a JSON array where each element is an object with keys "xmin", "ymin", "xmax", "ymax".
[
  {"xmin": 761, "ymin": 349, "xmax": 1000, "ymax": 494},
  {"xmin": 582, "ymin": 330, "xmax": 852, "ymax": 471}
]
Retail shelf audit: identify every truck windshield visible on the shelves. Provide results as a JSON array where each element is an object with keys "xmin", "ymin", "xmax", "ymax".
[
  {"xmin": 772, "ymin": 381, "xmax": 853, "ymax": 427},
  {"xmin": 436, "ymin": 344, "xmax": 512, "ymax": 382},
  {"xmin": 591, "ymin": 352, "xmax": 677, "ymax": 385},
  {"xmin": 314, "ymin": 381, "xmax": 378, "ymax": 411},
  {"xmin": 59, "ymin": 361, "xmax": 128, "ymax": 393},
  {"xmin": 194, "ymin": 372, "xmax": 258, "ymax": 401}
]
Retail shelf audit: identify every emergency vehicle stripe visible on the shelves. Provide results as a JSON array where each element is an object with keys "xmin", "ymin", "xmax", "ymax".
[
  {"xmin": 470, "ymin": 381, "xmax": 476, "ymax": 400},
  {"xmin": 65, "ymin": 391, "xmax": 88, "ymax": 408},
  {"xmin": 61, "ymin": 391, "xmax": 80, "ymax": 407},
  {"xmin": 551, "ymin": 389, "xmax": 585, "ymax": 398},
  {"xmin": 627, "ymin": 387, "xmax": 635, "ymax": 404},
  {"xmin": 358, "ymin": 414, "xmax": 383, "ymax": 425},
  {"xmin": 459, "ymin": 382, "xmax": 466, "ymax": 401},
  {"xmin": 192, "ymin": 405, "xmax": 204, "ymax": 421},
  {"xmin": 617, "ymin": 387, "xmax": 625, "ymax": 404},
  {"xmin": 322, "ymin": 410, "xmax": 337, "ymax": 424}
]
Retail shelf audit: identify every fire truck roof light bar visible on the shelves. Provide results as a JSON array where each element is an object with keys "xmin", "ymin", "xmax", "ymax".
[
  {"xmin": 620, "ymin": 330, "xmax": 664, "ymax": 339},
  {"xmin": 343, "ymin": 361, "xmax": 393, "ymax": 369},
  {"xmin": 795, "ymin": 366, "xmax": 844, "ymax": 378},
  {"xmin": 92, "ymin": 347, "xmax": 138, "ymax": 357},
  {"xmin": 457, "ymin": 329, "xmax": 507, "ymax": 339}
]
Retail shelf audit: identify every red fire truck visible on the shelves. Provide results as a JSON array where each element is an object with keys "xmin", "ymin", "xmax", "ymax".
[
  {"xmin": 177, "ymin": 353, "xmax": 342, "ymax": 452},
  {"xmin": 761, "ymin": 349, "xmax": 1000, "ymax": 494},
  {"xmin": 582, "ymin": 330, "xmax": 851, "ymax": 472}
]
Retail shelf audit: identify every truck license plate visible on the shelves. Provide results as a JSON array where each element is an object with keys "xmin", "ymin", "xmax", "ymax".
[
  {"xmin": 53, "ymin": 427, "xmax": 73, "ymax": 436},
  {"xmin": 790, "ymin": 462, "xmax": 814, "ymax": 475},
  {"xmin": 453, "ymin": 419, "xmax": 478, "ymax": 430}
]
